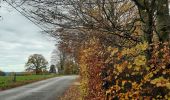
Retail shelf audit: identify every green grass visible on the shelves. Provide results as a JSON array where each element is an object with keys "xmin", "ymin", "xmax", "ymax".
[{"xmin": 0, "ymin": 74, "xmax": 59, "ymax": 90}]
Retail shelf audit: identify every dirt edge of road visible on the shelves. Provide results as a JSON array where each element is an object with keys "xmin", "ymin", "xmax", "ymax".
[{"xmin": 59, "ymin": 78, "xmax": 81, "ymax": 100}]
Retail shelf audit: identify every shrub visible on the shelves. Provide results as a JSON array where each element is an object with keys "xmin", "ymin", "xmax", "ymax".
[
  {"xmin": 79, "ymin": 40, "xmax": 170, "ymax": 99},
  {"xmin": 79, "ymin": 39, "xmax": 105, "ymax": 99}
]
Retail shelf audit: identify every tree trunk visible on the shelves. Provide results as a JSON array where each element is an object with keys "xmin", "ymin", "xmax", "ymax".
[
  {"xmin": 36, "ymin": 66, "xmax": 38, "ymax": 75},
  {"xmin": 138, "ymin": 5, "xmax": 154, "ymax": 60},
  {"xmin": 156, "ymin": 0, "xmax": 170, "ymax": 42}
]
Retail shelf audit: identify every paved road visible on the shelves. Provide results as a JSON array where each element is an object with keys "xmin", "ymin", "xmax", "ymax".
[{"xmin": 0, "ymin": 76, "xmax": 78, "ymax": 100}]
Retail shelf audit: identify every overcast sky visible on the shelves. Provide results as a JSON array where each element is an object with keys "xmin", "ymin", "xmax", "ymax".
[{"xmin": 0, "ymin": 2, "xmax": 56, "ymax": 72}]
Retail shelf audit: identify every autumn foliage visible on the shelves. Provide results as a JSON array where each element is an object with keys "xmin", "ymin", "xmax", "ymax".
[
  {"xmin": 78, "ymin": 39, "xmax": 170, "ymax": 99},
  {"xmin": 79, "ymin": 39, "xmax": 105, "ymax": 99},
  {"xmin": 104, "ymin": 42, "xmax": 170, "ymax": 99}
]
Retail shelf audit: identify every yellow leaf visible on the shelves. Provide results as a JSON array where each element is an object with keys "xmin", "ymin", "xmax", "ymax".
[
  {"xmin": 107, "ymin": 46, "xmax": 112, "ymax": 51},
  {"xmin": 128, "ymin": 64, "xmax": 132, "ymax": 69},
  {"xmin": 111, "ymin": 48, "xmax": 118, "ymax": 56},
  {"xmin": 146, "ymin": 67, "xmax": 150, "ymax": 71},
  {"xmin": 134, "ymin": 55, "xmax": 146, "ymax": 66},
  {"xmin": 134, "ymin": 66, "xmax": 140, "ymax": 71}
]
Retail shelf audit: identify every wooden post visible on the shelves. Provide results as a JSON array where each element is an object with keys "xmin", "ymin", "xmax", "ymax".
[{"xmin": 13, "ymin": 72, "xmax": 16, "ymax": 82}]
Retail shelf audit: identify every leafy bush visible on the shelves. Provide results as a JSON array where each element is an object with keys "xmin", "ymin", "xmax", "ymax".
[
  {"xmin": 79, "ymin": 40, "xmax": 170, "ymax": 99},
  {"xmin": 104, "ymin": 42, "xmax": 170, "ymax": 99},
  {"xmin": 79, "ymin": 39, "xmax": 105, "ymax": 99}
]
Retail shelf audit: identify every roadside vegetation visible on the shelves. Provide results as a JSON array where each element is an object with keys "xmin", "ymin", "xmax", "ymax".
[{"xmin": 0, "ymin": 74, "xmax": 58, "ymax": 90}]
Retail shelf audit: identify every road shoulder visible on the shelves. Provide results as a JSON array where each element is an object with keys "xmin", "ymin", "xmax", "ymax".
[{"xmin": 59, "ymin": 78, "xmax": 81, "ymax": 100}]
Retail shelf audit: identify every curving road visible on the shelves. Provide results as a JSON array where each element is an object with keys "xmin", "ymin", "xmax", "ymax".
[{"xmin": 0, "ymin": 76, "xmax": 78, "ymax": 100}]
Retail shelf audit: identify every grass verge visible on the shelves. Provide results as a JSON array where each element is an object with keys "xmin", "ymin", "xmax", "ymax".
[{"xmin": 0, "ymin": 74, "xmax": 59, "ymax": 90}]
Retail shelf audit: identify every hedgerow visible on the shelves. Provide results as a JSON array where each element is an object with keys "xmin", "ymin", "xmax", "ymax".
[{"xmin": 79, "ymin": 39, "xmax": 170, "ymax": 99}]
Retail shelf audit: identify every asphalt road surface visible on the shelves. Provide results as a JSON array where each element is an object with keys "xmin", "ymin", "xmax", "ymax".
[{"xmin": 0, "ymin": 75, "xmax": 78, "ymax": 100}]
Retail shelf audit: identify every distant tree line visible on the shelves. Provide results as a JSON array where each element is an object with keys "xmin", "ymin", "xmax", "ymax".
[{"xmin": 25, "ymin": 53, "xmax": 78, "ymax": 75}]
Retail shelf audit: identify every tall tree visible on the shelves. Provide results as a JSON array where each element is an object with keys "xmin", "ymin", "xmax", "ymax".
[
  {"xmin": 13, "ymin": 0, "xmax": 170, "ymax": 61},
  {"xmin": 25, "ymin": 54, "xmax": 48, "ymax": 74},
  {"xmin": 156, "ymin": 0, "xmax": 170, "ymax": 42},
  {"xmin": 131, "ymin": 0, "xmax": 170, "ymax": 59},
  {"xmin": 13, "ymin": 0, "xmax": 140, "ymax": 46},
  {"xmin": 49, "ymin": 65, "xmax": 57, "ymax": 74},
  {"xmin": 13, "ymin": 0, "xmax": 170, "ymax": 43},
  {"xmin": 132, "ymin": 0, "xmax": 170, "ymax": 41}
]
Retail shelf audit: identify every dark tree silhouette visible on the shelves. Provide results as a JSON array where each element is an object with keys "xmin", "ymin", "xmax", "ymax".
[
  {"xmin": 0, "ymin": 70, "xmax": 5, "ymax": 76},
  {"xmin": 49, "ymin": 65, "xmax": 57, "ymax": 74}
]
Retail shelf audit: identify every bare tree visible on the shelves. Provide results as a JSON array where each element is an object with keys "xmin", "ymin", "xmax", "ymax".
[
  {"xmin": 11, "ymin": 0, "xmax": 170, "ymax": 59},
  {"xmin": 11, "ymin": 0, "xmax": 140, "ymax": 45}
]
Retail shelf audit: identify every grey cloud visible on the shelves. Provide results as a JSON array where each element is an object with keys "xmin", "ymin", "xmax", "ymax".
[{"xmin": 0, "ymin": 3, "xmax": 56, "ymax": 72}]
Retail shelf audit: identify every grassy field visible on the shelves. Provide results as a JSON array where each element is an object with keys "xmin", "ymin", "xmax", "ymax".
[{"xmin": 0, "ymin": 74, "xmax": 58, "ymax": 90}]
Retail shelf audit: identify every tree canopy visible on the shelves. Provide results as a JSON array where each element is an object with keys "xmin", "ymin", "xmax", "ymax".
[{"xmin": 25, "ymin": 54, "xmax": 48, "ymax": 74}]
